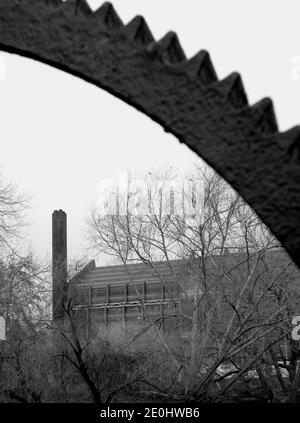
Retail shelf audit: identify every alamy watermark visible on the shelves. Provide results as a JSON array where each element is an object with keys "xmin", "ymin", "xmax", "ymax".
[
  {"xmin": 95, "ymin": 170, "xmax": 206, "ymax": 218},
  {"xmin": 291, "ymin": 56, "xmax": 300, "ymax": 81},
  {"xmin": 292, "ymin": 316, "xmax": 300, "ymax": 341},
  {"xmin": 0, "ymin": 54, "xmax": 6, "ymax": 81}
]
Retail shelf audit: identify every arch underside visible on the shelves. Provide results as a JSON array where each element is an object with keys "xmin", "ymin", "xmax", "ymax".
[{"xmin": 1, "ymin": 0, "xmax": 300, "ymax": 266}]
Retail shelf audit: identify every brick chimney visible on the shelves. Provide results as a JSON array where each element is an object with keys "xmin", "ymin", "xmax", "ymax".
[{"xmin": 52, "ymin": 209, "xmax": 67, "ymax": 320}]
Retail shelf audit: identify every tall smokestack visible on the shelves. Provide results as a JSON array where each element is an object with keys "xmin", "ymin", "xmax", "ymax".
[{"xmin": 52, "ymin": 210, "xmax": 67, "ymax": 320}]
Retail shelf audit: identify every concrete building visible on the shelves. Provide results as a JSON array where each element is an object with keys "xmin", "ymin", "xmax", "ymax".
[
  {"xmin": 52, "ymin": 209, "xmax": 188, "ymax": 345},
  {"xmin": 52, "ymin": 209, "xmax": 300, "ymax": 360}
]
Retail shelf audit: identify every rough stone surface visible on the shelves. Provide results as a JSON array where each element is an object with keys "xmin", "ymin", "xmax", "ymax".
[{"xmin": 1, "ymin": 0, "xmax": 300, "ymax": 267}]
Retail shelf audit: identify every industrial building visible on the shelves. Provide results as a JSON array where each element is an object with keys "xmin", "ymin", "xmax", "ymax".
[
  {"xmin": 52, "ymin": 209, "xmax": 300, "ymax": 357},
  {"xmin": 52, "ymin": 209, "xmax": 190, "ymax": 344}
]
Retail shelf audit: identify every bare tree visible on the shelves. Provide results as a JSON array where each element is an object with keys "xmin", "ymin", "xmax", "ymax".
[
  {"xmin": 86, "ymin": 164, "xmax": 300, "ymax": 402},
  {"xmin": 0, "ymin": 253, "xmax": 52, "ymax": 402},
  {"xmin": 0, "ymin": 172, "xmax": 30, "ymax": 255}
]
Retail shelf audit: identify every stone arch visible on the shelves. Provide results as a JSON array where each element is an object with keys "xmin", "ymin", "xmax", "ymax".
[{"xmin": 1, "ymin": 0, "xmax": 300, "ymax": 266}]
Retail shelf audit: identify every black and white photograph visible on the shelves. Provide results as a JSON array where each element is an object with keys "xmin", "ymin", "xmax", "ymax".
[{"xmin": 0, "ymin": 0, "xmax": 300, "ymax": 417}]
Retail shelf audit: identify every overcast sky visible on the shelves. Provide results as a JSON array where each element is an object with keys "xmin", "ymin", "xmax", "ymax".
[{"xmin": 0, "ymin": 0, "xmax": 299, "ymax": 264}]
